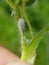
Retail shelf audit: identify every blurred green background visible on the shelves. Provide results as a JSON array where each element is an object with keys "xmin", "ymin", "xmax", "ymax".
[{"xmin": 0, "ymin": 0, "xmax": 49, "ymax": 65}]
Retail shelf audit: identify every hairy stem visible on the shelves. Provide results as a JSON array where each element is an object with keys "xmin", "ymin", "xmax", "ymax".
[{"xmin": 22, "ymin": 0, "xmax": 34, "ymax": 39}]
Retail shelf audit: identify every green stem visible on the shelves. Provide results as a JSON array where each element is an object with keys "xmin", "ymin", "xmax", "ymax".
[
  {"xmin": 20, "ymin": 32, "xmax": 26, "ymax": 51},
  {"xmin": 5, "ymin": 0, "xmax": 20, "ymax": 20},
  {"xmin": 22, "ymin": 0, "xmax": 34, "ymax": 39},
  {"xmin": 21, "ymin": 24, "xmax": 49, "ymax": 61},
  {"xmin": 5, "ymin": 0, "xmax": 27, "ymax": 59}
]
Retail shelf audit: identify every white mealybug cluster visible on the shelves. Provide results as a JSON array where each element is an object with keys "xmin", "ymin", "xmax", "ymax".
[{"xmin": 18, "ymin": 18, "xmax": 25, "ymax": 33}]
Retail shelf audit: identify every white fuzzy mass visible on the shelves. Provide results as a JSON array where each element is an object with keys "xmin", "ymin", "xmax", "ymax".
[{"xmin": 18, "ymin": 18, "xmax": 25, "ymax": 33}]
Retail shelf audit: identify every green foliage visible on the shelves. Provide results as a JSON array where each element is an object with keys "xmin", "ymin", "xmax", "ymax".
[
  {"xmin": 0, "ymin": 7, "xmax": 20, "ymax": 56},
  {"xmin": 0, "ymin": 0, "xmax": 11, "ymax": 15}
]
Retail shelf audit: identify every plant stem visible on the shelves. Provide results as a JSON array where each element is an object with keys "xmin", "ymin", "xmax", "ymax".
[
  {"xmin": 5, "ymin": 0, "xmax": 20, "ymax": 20},
  {"xmin": 20, "ymin": 32, "xmax": 26, "ymax": 50},
  {"xmin": 22, "ymin": 0, "xmax": 34, "ymax": 39},
  {"xmin": 21, "ymin": 24, "xmax": 49, "ymax": 61}
]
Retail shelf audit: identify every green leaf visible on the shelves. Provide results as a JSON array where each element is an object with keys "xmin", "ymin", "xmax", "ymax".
[{"xmin": 34, "ymin": 36, "xmax": 47, "ymax": 65}]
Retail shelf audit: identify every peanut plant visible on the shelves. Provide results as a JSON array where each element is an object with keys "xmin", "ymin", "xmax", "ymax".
[{"xmin": 0, "ymin": 0, "xmax": 49, "ymax": 65}]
